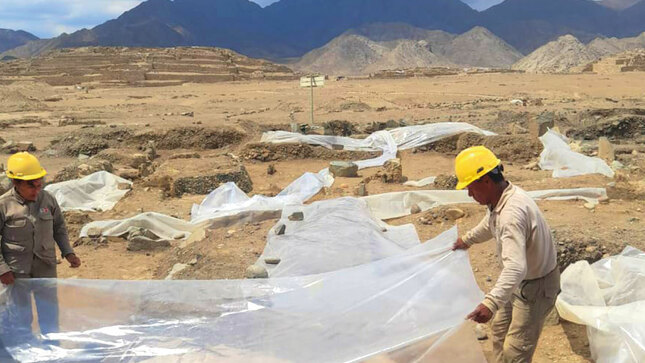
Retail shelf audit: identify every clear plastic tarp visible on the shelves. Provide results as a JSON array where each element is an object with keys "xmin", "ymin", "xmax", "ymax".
[
  {"xmin": 556, "ymin": 246, "xmax": 645, "ymax": 363},
  {"xmin": 0, "ymin": 227, "xmax": 487, "ymax": 363},
  {"xmin": 261, "ymin": 122, "xmax": 495, "ymax": 152},
  {"xmin": 539, "ymin": 130, "xmax": 614, "ymax": 178},
  {"xmin": 256, "ymin": 197, "xmax": 420, "ymax": 277},
  {"xmin": 361, "ymin": 187, "xmax": 608, "ymax": 220},
  {"xmin": 44, "ymin": 171, "xmax": 132, "ymax": 212}
]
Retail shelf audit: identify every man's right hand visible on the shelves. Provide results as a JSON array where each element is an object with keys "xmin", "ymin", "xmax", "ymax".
[
  {"xmin": 452, "ymin": 237, "xmax": 470, "ymax": 251},
  {"xmin": 0, "ymin": 271, "xmax": 15, "ymax": 285}
]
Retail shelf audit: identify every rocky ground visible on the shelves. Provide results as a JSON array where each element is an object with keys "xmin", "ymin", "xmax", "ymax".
[{"xmin": 3, "ymin": 70, "xmax": 645, "ymax": 362}]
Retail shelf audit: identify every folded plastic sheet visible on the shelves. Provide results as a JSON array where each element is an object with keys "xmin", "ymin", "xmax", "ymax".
[
  {"xmin": 257, "ymin": 198, "xmax": 420, "ymax": 277},
  {"xmin": 362, "ymin": 187, "xmax": 608, "ymax": 220},
  {"xmin": 261, "ymin": 122, "xmax": 495, "ymax": 152},
  {"xmin": 556, "ymin": 246, "xmax": 645, "ymax": 363},
  {"xmin": 404, "ymin": 176, "xmax": 437, "ymax": 187},
  {"xmin": 0, "ymin": 227, "xmax": 486, "ymax": 363},
  {"xmin": 539, "ymin": 130, "xmax": 614, "ymax": 178},
  {"xmin": 44, "ymin": 171, "xmax": 132, "ymax": 212},
  {"xmin": 79, "ymin": 171, "xmax": 334, "ymax": 240}
]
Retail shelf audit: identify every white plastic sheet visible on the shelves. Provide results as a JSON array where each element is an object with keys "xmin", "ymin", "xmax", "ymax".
[
  {"xmin": 404, "ymin": 176, "xmax": 437, "ymax": 187},
  {"xmin": 257, "ymin": 198, "xmax": 420, "ymax": 277},
  {"xmin": 44, "ymin": 171, "xmax": 132, "ymax": 212},
  {"xmin": 539, "ymin": 130, "xmax": 614, "ymax": 178},
  {"xmin": 362, "ymin": 188, "xmax": 608, "ymax": 220},
  {"xmin": 261, "ymin": 122, "xmax": 495, "ymax": 152},
  {"xmin": 0, "ymin": 227, "xmax": 486, "ymax": 363},
  {"xmin": 79, "ymin": 171, "xmax": 334, "ymax": 240},
  {"xmin": 556, "ymin": 246, "xmax": 645, "ymax": 363}
]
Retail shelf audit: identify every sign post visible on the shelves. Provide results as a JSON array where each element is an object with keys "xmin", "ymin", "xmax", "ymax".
[{"xmin": 300, "ymin": 75, "xmax": 325, "ymax": 125}]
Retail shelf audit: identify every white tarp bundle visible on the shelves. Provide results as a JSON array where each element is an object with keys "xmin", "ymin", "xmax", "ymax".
[
  {"xmin": 556, "ymin": 246, "xmax": 645, "ymax": 363},
  {"xmin": 539, "ymin": 130, "xmax": 614, "ymax": 178},
  {"xmin": 261, "ymin": 122, "xmax": 495, "ymax": 152},
  {"xmin": 79, "ymin": 171, "xmax": 334, "ymax": 240},
  {"xmin": 361, "ymin": 187, "xmax": 608, "ymax": 220},
  {"xmin": 44, "ymin": 171, "xmax": 132, "ymax": 212},
  {"xmin": 0, "ymin": 227, "xmax": 487, "ymax": 362},
  {"xmin": 257, "ymin": 198, "xmax": 420, "ymax": 277}
]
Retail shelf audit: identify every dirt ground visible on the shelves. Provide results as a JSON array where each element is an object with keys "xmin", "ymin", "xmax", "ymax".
[{"xmin": 4, "ymin": 71, "xmax": 645, "ymax": 362}]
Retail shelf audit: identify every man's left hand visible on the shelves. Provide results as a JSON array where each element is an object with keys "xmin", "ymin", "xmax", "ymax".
[
  {"xmin": 467, "ymin": 303, "xmax": 493, "ymax": 323},
  {"xmin": 65, "ymin": 253, "xmax": 81, "ymax": 268}
]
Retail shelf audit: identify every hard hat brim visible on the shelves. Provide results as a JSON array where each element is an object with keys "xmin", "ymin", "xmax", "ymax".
[{"xmin": 7, "ymin": 168, "xmax": 47, "ymax": 181}]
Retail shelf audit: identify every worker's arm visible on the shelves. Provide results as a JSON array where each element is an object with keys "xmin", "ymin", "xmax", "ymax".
[
  {"xmin": 0, "ymin": 208, "xmax": 15, "ymax": 284},
  {"xmin": 462, "ymin": 212, "xmax": 493, "ymax": 247},
  {"xmin": 481, "ymin": 219, "xmax": 528, "ymax": 315},
  {"xmin": 50, "ymin": 196, "xmax": 74, "ymax": 257}
]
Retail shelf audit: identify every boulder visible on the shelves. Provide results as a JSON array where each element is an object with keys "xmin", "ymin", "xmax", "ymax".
[
  {"xmin": 598, "ymin": 137, "xmax": 615, "ymax": 162},
  {"xmin": 117, "ymin": 168, "xmax": 141, "ymax": 180},
  {"xmin": 381, "ymin": 158, "xmax": 405, "ymax": 183},
  {"xmin": 329, "ymin": 161, "xmax": 358, "ymax": 177},
  {"xmin": 245, "ymin": 265, "xmax": 268, "ymax": 279}
]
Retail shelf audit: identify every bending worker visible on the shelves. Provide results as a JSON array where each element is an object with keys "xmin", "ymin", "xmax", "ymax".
[
  {"xmin": 452, "ymin": 146, "xmax": 559, "ymax": 363},
  {"xmin": 0, "ymin": 152, "xmax": 81, "ymax": 339}
]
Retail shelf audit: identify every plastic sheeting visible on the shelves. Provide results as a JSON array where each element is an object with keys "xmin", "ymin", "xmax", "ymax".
[
  {"xmin": 362, "ymin": 187, "xmax": 608, "ymax": 220},
  {"xmin": 539, "ymin": 130, "xmax": 614, "ymax": 178},
  {"xmin": 556, "ymin": 246, "xmax": 645, "ymax": 363},
  {"xmin": 44, "ymin": 171, "xmax": 132, "ymax": 212},
  {"xmin": 404, "ymin": 176, "xmax": 437, "ymax": 187},
  {"xmin": 0, "ymin": 227, "xmax": 487, "ymax": 363},
  {"xmin": 79, "ymin": 171, "xmax": 333, "ymax": 240},
  {"xmin": 261, "ymin": 122, "xmax": 495, "ymax": 152},
  {"xmin": 257, "ymin": 198, "xmax": 420, "ymax": 277}
]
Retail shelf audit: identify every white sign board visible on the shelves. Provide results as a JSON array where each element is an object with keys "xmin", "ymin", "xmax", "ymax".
[{"xmin": 300, "ymin": 75, "xmax": 325, "ymax": 88}]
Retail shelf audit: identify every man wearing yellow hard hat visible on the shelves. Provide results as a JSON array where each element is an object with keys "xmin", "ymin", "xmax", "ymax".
[
  {"xmin": 452, "ymin": 146, "xmax": 559, "ymax": 363},
  {"xmin": 0, "ymin": 152, "xmax": 81, "ymax": 340}
]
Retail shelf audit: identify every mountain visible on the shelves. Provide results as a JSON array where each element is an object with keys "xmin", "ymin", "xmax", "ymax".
[
  {"xmin": 441, "ymin": 26, "xmax": 523, "ymax": 67},
  {"xmin": 294, "ymin": 24, "xmax": 522, "ymax": 75},
  {"xmin": 512, "ymin": 35, "xmax": 601, "ymax": 73},
  {"xmin": 0, "ymin": 29, "xmax": 38, "ymax": 53},
  {"xmin": 293, "ymin": 34, "xmax": 452, "ymax": 76},
  {"xmin": 480, "ymin": 0, "xmax": 617, "ymax": 54},
  {"xmin": 4, "ymin": 0, "xmax": 645, "ymax": 61},
  {"xmin": 587, "ymin": 32, "xmax": 645, "ymax": 57},
  {"xmin": 598, "ymin": 0, "xmax": 642, "ymax": 10}
]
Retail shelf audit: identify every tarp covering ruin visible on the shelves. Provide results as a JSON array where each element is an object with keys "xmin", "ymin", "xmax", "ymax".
[
  {"xmin": 556, "ymin": 246, "xmax": 645, "ymax": 363},
  {"xmin": 539, "ymin": 130, "xmax": 614, "ymax": 178},
  {"xmin": 44, "ymin": 171, "xmax": 132, "ymax": 212},
  {"xmin": 0, "ymin": 227, "xmax": 487, "ymax": 362}
]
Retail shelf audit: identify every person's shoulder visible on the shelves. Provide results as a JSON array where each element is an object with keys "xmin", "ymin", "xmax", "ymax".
[{"xmin": 0, "ymin": 189, "xmax": 13, "ymax": 203}]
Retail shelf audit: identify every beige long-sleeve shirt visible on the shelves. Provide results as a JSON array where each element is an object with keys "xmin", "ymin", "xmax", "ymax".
[
  {"xmin": 0, "ymin": 188, "xmax": 73, "ymax": 276},
  {"xmin": 463, "ymin": 183, "xmax": 557, "ymax": 315}
]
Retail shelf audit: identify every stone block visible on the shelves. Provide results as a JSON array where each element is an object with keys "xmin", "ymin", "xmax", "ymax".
[
  {"xmin": 329, "ymin": 161, "xmax": 358, "ymax": 177},
  {"xmin": 598, "ymin": 137, "xmax": 615, "ymax": 162},
  {"xmin": 529, "ymin": 112, "xmax": 555, "ymax": 138}
]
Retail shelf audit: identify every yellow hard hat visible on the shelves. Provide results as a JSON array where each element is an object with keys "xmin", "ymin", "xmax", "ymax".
[
  {"xmin": 6, "ymin": 152, "xmax": 47, "ymax": 180},
  {"xmin": 454, "ymin": 146, "xmax": 501, "ymax": 190}
]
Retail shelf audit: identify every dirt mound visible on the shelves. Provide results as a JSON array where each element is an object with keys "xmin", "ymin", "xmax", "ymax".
[
  {"xmin": 567, "ymin": 109, "xmax": 645, "ymax": 140},
  {"xmin": 433, "ymin": 174, "xmax": 458, "ymax": 190},
  {"xmin": 129, "ymin": 127, "xmax": 246, "ymax": 150},
  {"xmin": 240, "ymin": 143, "xmax": 379, "ymax": 162},
  {"xmin": 0, "ymin": 88, "xmax": 47, "ymax": 113},
  {"xmin": 323, "ymin": 120, "xmax": 357, "ymax": 136},
  {"xmin": 415, "ymin": 133, "xmax": 542, "ymax": 162},
  {"xmin": 52, "ymin": 126, "xmax": 246, "ymax": 157},
  {"xmin": 52, "ymin": 159, "xmax": 114, "ymax": 183},
  {"xmin": 553, "ymin": 228, "xmax": 625, "ymax": 270}
]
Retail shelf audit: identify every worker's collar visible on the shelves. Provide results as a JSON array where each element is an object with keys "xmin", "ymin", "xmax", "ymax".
[
  {"xmin": 490, "ymin": 182, "xmax": 515, "ymax": 214},
  {"xmin": 11, "ymin": 187, "xmax": 28, "ymax": 205}
]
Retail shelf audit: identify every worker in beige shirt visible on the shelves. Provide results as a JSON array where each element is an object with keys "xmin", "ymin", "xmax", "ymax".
[
  {"xmin": 451, "ymin": 146, "xmax": 559, "ymax": 363},
  {"xmin": 0, "ymin": 152, "xmax": 81, "ymax": 343}
]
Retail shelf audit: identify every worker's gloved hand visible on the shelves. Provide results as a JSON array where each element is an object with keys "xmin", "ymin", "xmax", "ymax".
[
  {"xmin": 467, "ymin": 303, "xmax": 493, "ymax": 323},
  {"xmin": 0, "ymin": 271, "xmax": 15, "ymax": 285},
  {"xmin": 65, "ymin": 253, "xmax": 82, "ymax": 268},
  {"xmin": 452, "ymin": 237, "xmax": 470, "ymax": 251}
]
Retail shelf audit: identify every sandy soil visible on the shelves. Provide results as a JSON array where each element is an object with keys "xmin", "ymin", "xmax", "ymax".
[{"xmin": 4, "ymin": 71, "xmax": 645, "ymax": 362}]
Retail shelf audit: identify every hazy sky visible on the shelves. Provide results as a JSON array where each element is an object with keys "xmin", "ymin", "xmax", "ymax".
[{"xmin": 0, "ymin": 0, "xmax": 534, "ymax": 39}]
